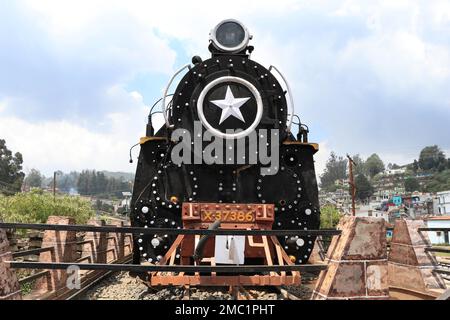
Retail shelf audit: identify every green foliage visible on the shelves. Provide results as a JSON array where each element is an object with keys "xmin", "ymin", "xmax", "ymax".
[
  {"xmin": 0, "ymin": 189, "xmax": 94, "ymax": 224},
  {"xmin": 419, "ymin": 145, "xmax": 446, "ymax": 172},
  {"xmin": 0, "ymin": 139, "xmax": 25, "ymax": 195},
  {"xmin": 352, "ymin": 154, "xmax": 366, "ymax": 177},
  {"xmin": 320, "ymin": 205, "xmax": 341, "ymax": 229},
  {"xmin": 354, "ymin": 174, "xmax": 374, "ymax": 200},
  {"xmin": 320, "ymin": 152, "xmax": 348, "ymax": 191},
  {"xmin": 24, "ymin": 169, "xmax": 43, "ymax": 188},
  {"xmin": 77, "ymin": 170, "xmax": 131, "ymax": 196},
  {"xmin": 404, "ymin": 176, "xmax": 420, "ymax": 192},
  {"xmin": 422, "ymin": 169, "xmax": 450, "ymax": 193},
  {"xmin": 365, "ymin": 153, "xmax": 385, "ymax": 178}
]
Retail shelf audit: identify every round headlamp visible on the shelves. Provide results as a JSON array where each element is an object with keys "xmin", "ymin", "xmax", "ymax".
[{"xmin": 210, "ymin": 19, "xmax": 251, "ymax": 53}]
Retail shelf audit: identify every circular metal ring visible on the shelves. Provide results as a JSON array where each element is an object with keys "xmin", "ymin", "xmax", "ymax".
[
  {"xmin": 197, "ymin": 76, "xmax": 263, "ymax": 140},
  {"xmin": 210, "ymin": 19, "xmax": 251, "ymax": 53}
]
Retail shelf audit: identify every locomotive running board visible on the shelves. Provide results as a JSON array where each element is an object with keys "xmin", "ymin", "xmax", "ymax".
[{"xmin": 149, "ymin": 234, "xmax": 302, "ymax": 286}]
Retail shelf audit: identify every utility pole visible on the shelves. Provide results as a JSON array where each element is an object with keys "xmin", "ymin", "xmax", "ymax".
[
  {"xmin": 53, "ymin": 171, "xmax": 57, "ymax": 201},
  {"xmin": 53, "ymin": 171, "xmax": 61, "ymax": 201},
  {"xmin": 347, "ymin": 154, "xmax": 357, "ymax": 216}
]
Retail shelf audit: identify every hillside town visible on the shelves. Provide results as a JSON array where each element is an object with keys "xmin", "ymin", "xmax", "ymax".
[{"xmin": 319, "ymin": 145, "xmax": 450, "ymax": 245}]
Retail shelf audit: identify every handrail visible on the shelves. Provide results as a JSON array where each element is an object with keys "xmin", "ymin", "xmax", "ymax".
[
  {"xmin": 269, "ymin": 65, "xmax": 295, "ymax": 133},
  {"xmin": 162, "ymin": 64, "xmax": 191, "ymax": 128}
]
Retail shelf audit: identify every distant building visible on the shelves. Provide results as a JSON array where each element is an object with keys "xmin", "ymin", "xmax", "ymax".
[
  {"xmin": 120, "ymin": 192, "xmax": 132, "ymax": 211},
  {"xmin": 436, "ymin": 190, "xmax": 450, "ymax": 215},
  {"xmin": 355, "ymin": 205, "xmax": 389, "ymax": 222},
  {"xmin": 425, "ymin": 216, "xmax": 450, "ymax": 245},
  {"xmin": 385, "ymin": 168, "xmax": 406, "ymax": 175},
  {"xmin": 392, "ymin": 196, "xmax": 402, "ymax": 206}
]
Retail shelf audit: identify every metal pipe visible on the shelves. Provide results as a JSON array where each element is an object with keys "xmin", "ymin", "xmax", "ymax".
[{"xmin": 193, "ymin": 220, "xmax": 221, "ymax": 262}]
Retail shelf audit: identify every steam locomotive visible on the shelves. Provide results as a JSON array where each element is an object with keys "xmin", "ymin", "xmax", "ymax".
[{"xmin": 130, "ymin": 19, "xmax": 320, "ymax": 267}]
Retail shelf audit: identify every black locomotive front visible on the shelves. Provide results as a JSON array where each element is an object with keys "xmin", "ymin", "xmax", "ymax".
[{"xmin": 130, "ymin": 19, "xmax": 320, "ymax": 266}]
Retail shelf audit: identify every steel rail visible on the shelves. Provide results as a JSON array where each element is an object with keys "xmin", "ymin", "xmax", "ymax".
[
  {"xmin": 433, "ymin": 269, "xmax": 450, "ymax": 276},
  {"xmin": 425, "ymin": 247, "xmax": 450, "ymax": 254},
  {"xmin": 418, "ymin": 228, "xmax": 450, "ymax": 232},
  {"xmin": 12, "ymin": 246, "xmax": 54, "ymax": 258},
  {"xmin": 18, "ymin": 270, "xmax": 49, "ymax": 285},
  {"xmin": 65, "ymin": 257, "xmax": 133, "ymax": 300},
  {"xmin": 0, "ymin": 222, "xmax": 341, "ymax": 236},
  {"xmin": 7, "ymin": 261, "xmax": 328, "ymax": 273}
]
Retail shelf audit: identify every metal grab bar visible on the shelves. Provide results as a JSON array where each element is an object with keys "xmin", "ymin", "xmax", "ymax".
[
  {"xmin": 162, "ymin": 64, "xmax": 191, "ymax": 128},
  {"xmin": 269, "ymin": 65, "xmax": 295, "ymax": 133}
]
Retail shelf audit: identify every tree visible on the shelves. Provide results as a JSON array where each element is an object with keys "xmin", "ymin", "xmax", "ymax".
[
  {"xmin": 320, "ymin": 205, "xmax": 341, "ymax": 229},
  {"xmin": 419, "ymin": 145, "xmax": 446, "ymax": 172},
  {"xmin": 57, "ymin": 171, "xmax": 79, "ymax": 193},
  {"xmin": 354, "ymin": 174, "xmax": 374, "ymax": 201},
  {"xmin": 0, "ymin": 139, "xmax": 25, "ymax": 195},
  {"xmin": 422, "ymin": 169, "xmax": 450, "ymax": 193},
  {"xmin": 24, "ymin": 169, "xmax": 43, "ymax": 188},
  {"xmin": 352, "ymin": 154, "xmax": 366, "ymax": 176},
  {"xmin": 404, "ymin": 177, "xmax": 420, "ymax": 192},
  {"xmin": 365, "ymin": 153, "xmax": 385, "ymax": 178},
  {"xmin": 412, "ymin": 160, "xmax": 419, "ymax": 173},
  {"xmin": 320, "ymin": 152, "xmax": 348, "ymax": 191}
]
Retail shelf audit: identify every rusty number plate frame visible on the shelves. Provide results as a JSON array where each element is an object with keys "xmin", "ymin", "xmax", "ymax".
[
  {"xmin": 182, "ymin": 203, "xmax": 274, "ymax": 229},
  {"xmin": 201, "ymin": 210, "xmax": 255, "ymax": 223}
]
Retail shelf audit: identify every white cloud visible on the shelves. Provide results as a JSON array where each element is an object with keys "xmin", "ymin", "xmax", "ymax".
[
  {"xmin": 0, "ymin": 99, "xmax": 6, "ymax": 113},
  {"xmin": 314, "ymin": 141, "xmax": 331, "ymax": 179},
  {"xmin": 1, "ymin": 0, "xmax": 449, "ymax": 177},
  {"xmin": 0, "ymin": 87, "xmax": 148, "ymax": 176}
]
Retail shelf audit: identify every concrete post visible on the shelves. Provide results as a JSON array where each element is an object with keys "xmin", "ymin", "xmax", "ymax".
[
  {"xmin": 35, "ymin": 216, "xmax": 77, "ymax": 293},
  {"xmin": 308, "ymin": 236, "xmax": 326, "ymax": 264},
  {"xmin": 0, "ymin": 228, "xmax": 22, "ymax": 300},
  {"xmin": 82, "ymin": 219, "xmax": 107, "ymax": 264},
  {"xmin": 312, "ymin": 216, "xmax": 389, "ymax": 300},
  {"xmin": 106, "ymin": 221, "xmax": 125, "ymax": 262},
  {"xmin": 388, "ymin": 219, "xmax": 446, "ymax": 296}
]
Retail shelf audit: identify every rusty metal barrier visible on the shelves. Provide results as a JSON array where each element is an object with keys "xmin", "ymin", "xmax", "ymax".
[{"xmin": 0, "ymin": 216, "xmax": 134, "ymax": 300}]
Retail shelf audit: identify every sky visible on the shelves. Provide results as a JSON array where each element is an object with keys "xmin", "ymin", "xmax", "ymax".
[{"xmin": 0, "ymin": 0, "xmax": 449, "ymax": 178}]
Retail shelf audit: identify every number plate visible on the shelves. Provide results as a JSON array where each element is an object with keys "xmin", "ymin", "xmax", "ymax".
[{"xmin": 201, "ymin": 210, "xmax": 255, "ymax": 223}]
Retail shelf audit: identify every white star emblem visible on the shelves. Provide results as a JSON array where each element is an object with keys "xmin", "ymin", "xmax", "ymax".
[{"xmin": 210, "ymin": 86, "xmax": 251, "ymax": 125}]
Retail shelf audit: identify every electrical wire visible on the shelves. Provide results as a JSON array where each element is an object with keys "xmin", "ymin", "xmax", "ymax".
[{"xmin": 129, "ymin": 143, "xmax": 140, "ymax": 164}]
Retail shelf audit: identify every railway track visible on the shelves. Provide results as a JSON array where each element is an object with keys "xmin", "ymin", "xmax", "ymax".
[{"xmin": 81, "ymin": 275, "xmax": 313, "ymax": 300}]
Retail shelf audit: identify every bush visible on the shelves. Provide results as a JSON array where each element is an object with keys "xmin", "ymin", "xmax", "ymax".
[
  {"xmin": 0, "ymin": 189, "xmax": 94, "ymax": 224},
  {"xmin": 320, "ymin": 205, "xmax": 341, "ymax": 229}
]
